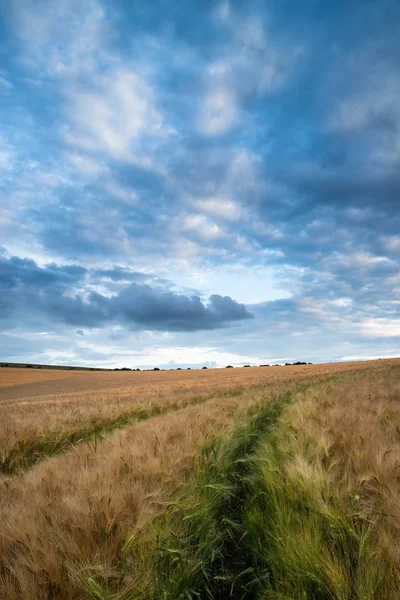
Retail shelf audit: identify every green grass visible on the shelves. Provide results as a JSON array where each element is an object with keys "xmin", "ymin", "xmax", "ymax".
[
  {"xmin": 5, "ymin": 368, "xmax": 395, "ymax": 598},
  {"xmin": 75, "ymin": 391, "xmax": 291, "ymax": 599},
  {"xmin": 75, "ymin": 371, "xmax": 398, "ymax": 600},
  {"xmin": 0, "ymin": 369, "xmax": 372, "ymax": 478},
  {"xmin": 244, "ymin": 437, "xmax": 374, "ymax": 599},
  {"xmin": 0, "ymin": 392, "xmax": 233, "ymax": 476},
  {"xmin": 142, "ymin": 398, "xmax": 288, "ymax": 600}
]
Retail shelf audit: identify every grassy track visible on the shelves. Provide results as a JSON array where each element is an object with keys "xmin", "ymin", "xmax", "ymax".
[
  {"xmin": 0, "ymin": 393, "xmax": 224, "ymax": 475},
  {"xmin": 134, "ymin": 397, "xmax": 288, "ymax": 600},
  {"xmin": 78, "ymin": 368, "xmax": 400, "ymax": 600},
  {"xmin": 2, "ymin": 364, "xmax": 399, "ymax": 599},
  {"xmin": 77, "ymin": 386, "xmax": 295, "ymax": 599}
]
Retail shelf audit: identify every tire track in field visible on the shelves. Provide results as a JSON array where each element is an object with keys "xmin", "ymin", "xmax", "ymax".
[{"xmin": 0, "ymin": 391, "xmax": 232, "ymax": 476}]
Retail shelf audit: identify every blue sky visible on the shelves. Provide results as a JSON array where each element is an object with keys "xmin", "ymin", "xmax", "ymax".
[{"xmin": 1, "ymin": 0, "xmax": 400, "ymax": 368}]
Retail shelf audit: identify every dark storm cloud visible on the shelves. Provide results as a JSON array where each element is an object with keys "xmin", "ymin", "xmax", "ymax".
[
  {"xmin": 0, "ymin": 255, "xmax": 252, "ymax": 331},
  {"xmin": 112, "ymin": 285, "xmax": 252, "ymax": 331},
  {"xmin": 0, "ymin": 254, "xmax": 86, "ymax": 288}
]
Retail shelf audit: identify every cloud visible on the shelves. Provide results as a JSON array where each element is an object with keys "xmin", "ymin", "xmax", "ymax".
[
  {"xmin": 1, "ymin": 0, "xmax": 400, "ymax": 366},
  {"xmin": 113, "ymin": 285, "xmax": 252, "ymax": 331},
  {"xmin": 0, "ymin": 254, "xmax": 252, "ymax": 331},
  {"xmin": 0, "ymin": 136, "xmax": 14, "ymax": 171},
  {"xmin": 91, "ymin": 267, "xmax": 154, "ymax": 283},
  {"xmin": 181, "ymin": 214, "xmax": 224, "ymax": 242},
  {"xmin": 10, "ymin": 0, "xmax": 109, "ymax": 77},
  {"xmin": 197, "ymin": 5, "xmax": 304, "ymax": 135},
  {"xmin": 200, "ymin": 88, "xmax": 238, "ymax": 135},
  {"xmin": 0, "ymin": 75, "xmax": 13, "ymax": 89},
  {"xmin": 0, "ymin": 254, "xmax": 86, "ymax": 289},
  {"xmin": 359, "ymin": 319, "xmax": 400, "ymax": 339},
  {"xmin": 191, "ymin": 197, "xmax": 241, "ymax": 221},
  {"xmin": 64, "ymin": 71, "xmax": 171, "ymax": 162}
]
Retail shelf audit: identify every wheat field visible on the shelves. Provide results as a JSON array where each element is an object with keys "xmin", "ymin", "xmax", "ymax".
[{"xmin": 1, "ymin": 359, "xmax": 400, "ymax": 599}]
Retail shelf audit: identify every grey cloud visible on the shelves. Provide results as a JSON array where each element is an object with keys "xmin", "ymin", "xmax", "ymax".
[
  {"xmin": 0, "ymin": 255, "xmax": 252, "ymax": 331},
  {"xmin": 0, "ymin": 255, "xmax": 87, "ymax": 289},
  {"xmin": 91, "ymin": 267, "xmax": 150, "ymax": 282},
  {"xmin": 91, "ymin": 267, "xmax": 171, "ymax": 288},
  {"xmin": 1, "ymin": 0, "xmax": 400, "ymax": 366},
  {"xmin": 112, "ymin": 285, "xmax": 252, "ymax": 330}
]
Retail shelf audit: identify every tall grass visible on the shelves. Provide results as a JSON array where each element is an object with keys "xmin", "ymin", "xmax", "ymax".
[
  {"xmin": 245, "ymin": 436, "xmax": 378, "ymax": 599},
  {"xmin": 0, "ymin": 384, "xmax": 282, "ymax": 600},
  {"xmin": 1, "ymin": 359, "xmax": 391, "ymax": 464},
  {"xmin": 1, "ymin": 363, "xmax": 400, "ymax": 599},
  {"xmin": 242, "ymin": 368, "xmax": 400, "ymax": 599},
  {"xmin": 0, "ymin": 395, "xmax": 218, "ymax": 475},
  {"xmin": 79, "ymin": 395, "xmax": 289, "ymax": 599},
  {"xmin": 97, "ymin": 366, "xmax": 400, "ymax": 600}
]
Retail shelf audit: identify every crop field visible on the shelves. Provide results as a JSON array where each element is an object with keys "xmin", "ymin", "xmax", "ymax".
[{"xmin": 1, "ymin": 358, "xmax": 400, "ymax": 599}]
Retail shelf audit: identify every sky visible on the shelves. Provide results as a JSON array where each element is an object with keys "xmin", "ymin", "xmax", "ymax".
[{"xmin": 0, "ymin": 0, "xmax": 400, "ymax": 369}]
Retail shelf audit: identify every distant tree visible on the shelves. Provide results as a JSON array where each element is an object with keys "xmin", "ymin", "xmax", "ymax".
[
  {"xmin": 177, "ymin": 367, "xmax": 182, "ymax": 370},
  {"xmin": 202, "ymin": 366, "xmax": 208, "ymax": 369},
  {"xmin": 226, "ymin": 365, "xmax": 233, "ymax": 368},
  {"xmin": 282, "ymin": 361, "xmax": 309, "ymax": 366},
  {"xmin": 243, "ymin": 364, "xmax": 251, "ymax": 368},
  {"xmin": 25, "ymin": 364, "xmax": 33, "ymax": 368},
  {"xmin": 187, "ymin": 367, "xmax": 191, "ymax": 370},
  {"xmin": 153, "ymin": 367, "xmax": 160, "ymax": 371},
  {"xmin": 259, "ymin": 364, "xmax": 270, "ymax": 367}
]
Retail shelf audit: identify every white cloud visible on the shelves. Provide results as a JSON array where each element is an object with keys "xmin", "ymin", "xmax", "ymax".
[
  {"xmin": 340, "ymin": 251, "xmax": 391, "ymax": 269},
  {"xmin": 0, "ymin": 76, "xmax": 13, "ymax": 89},
  {"xmin": 328, "ymin": 44, "xmax": 400, "ymax": 166},
  {"xmin": 11, "ymin": 0, "xmax": 110, "ymax": 77},
  {"xmin": 382, "ymin": 236, "xmax": 400, "ymax": 253},
  {"xmin": 192, "ymin": 196, "xmax": 241, "ymax": 221},
  {"xmin": 0, "ymin": 136, "xmax": 14, "ymax": 171},
  {"xmin": 64, "ymin": 71, "xmax": 168, "ymax": 161},
  {"xmin": 200, "ymin": 9, "xmax": 303, "ymax": 135},
  {"xmin": 215, "ymin": 1, "xmax": 231, "ymax": 24},
  {"xmin": 182, "ymin": 214, "xmax": 224, "ymax": 242},
  {"xmin": 77, "ymin": 342, "xmax": 263, "ymax": 368},
  {"xmin": 68, "ymin": 153, "xmax": 104, "ymax": 177},
  {"xmin": 340, "ymin": 353, "xmax": 400, "ymax": 361},
  {"xmin": 199, "ymin": 88, "xmax": 237, "ymax": 135},
  {"xmin": 101, "ymin": 180, "xmax": 138, "ymax": 204},
  {"xmin": 330, "ymin": 297, "xmax": 353, "ymax": 308},
  {"xmin": 11, "ymin": 0, "xmax": 174, "ymax": 170},
  {"xmin": 330, "ymin": 73, "xmax": 400, "ymax": 134},
  {"xmin": 252, "ymin": 220, "xmax": 285, "ymax": 241},
  {"xmin": 359, "ymin": 318, "xmax": 400, "ymax": 338},
  {"xmin": 42, "ymin": 349, "xmax": 77, "ymax": 361}
]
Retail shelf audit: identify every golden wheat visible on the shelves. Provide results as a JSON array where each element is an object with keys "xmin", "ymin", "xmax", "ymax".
[
  {"xmin": 1, "ymin": 360, "xmax": 396, "ymax": 453},
  {"xmin": 0, "ymin": 359, "xmax": 399, "ymax": 599}
]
